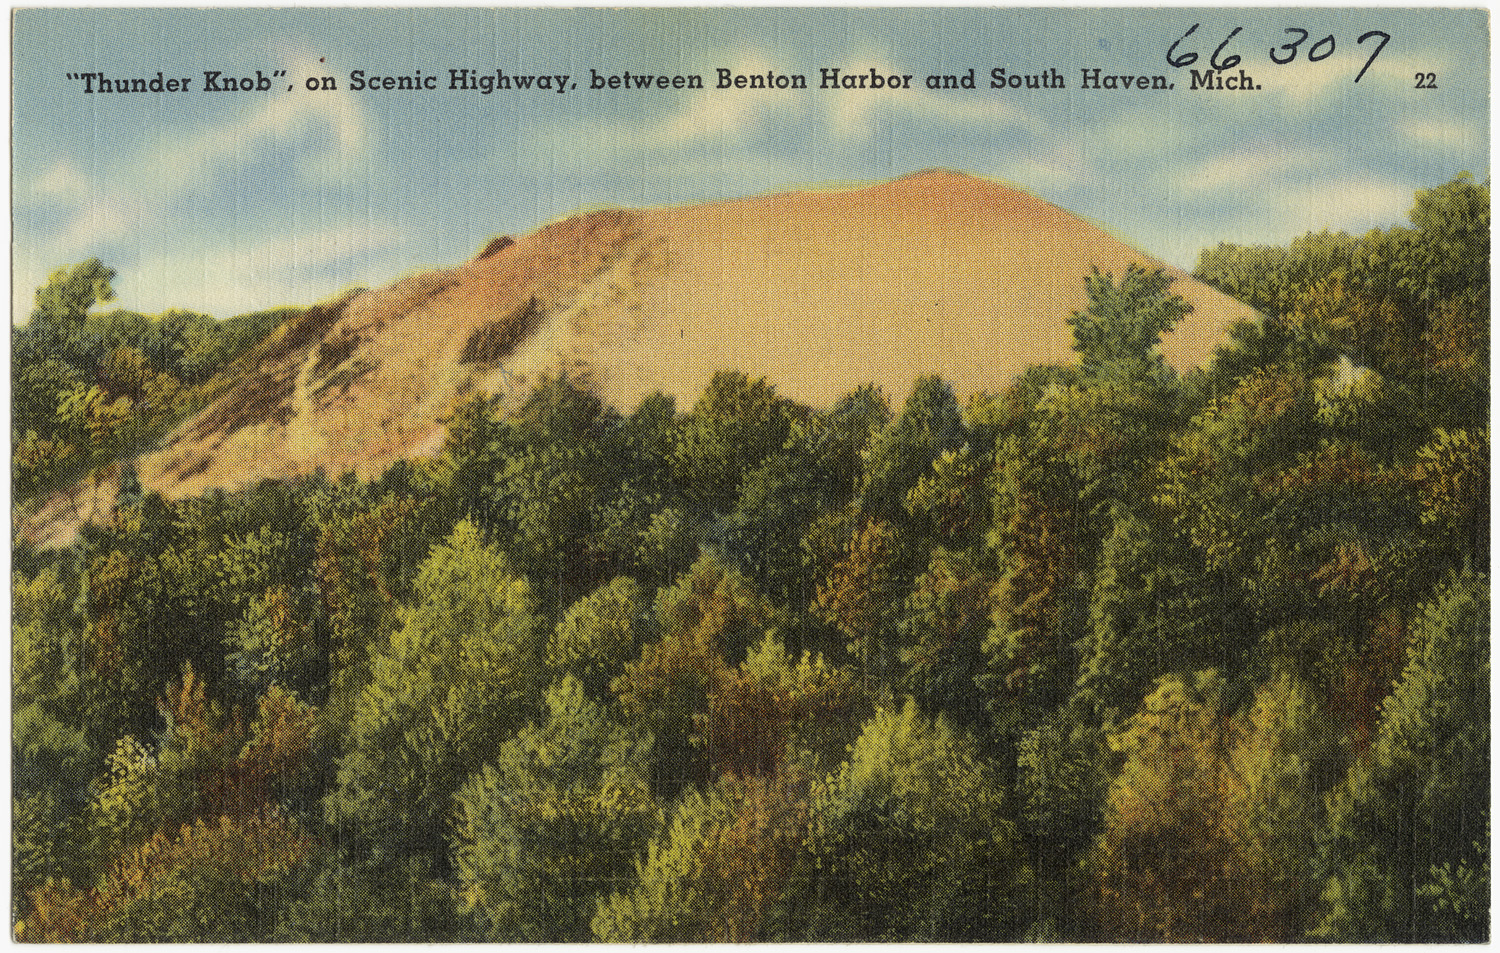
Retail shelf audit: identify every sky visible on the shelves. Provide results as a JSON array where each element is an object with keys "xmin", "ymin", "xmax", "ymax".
[{"xmin": 11, "ymin": 6, "xmax": 1490, "ymax": 324}]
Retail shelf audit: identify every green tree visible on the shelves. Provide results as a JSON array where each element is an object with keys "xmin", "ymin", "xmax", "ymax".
[
  {"xmin": 326, "ymin": 520, "xmax": 543, "ymax": 938},
  {"xmin": 795, "ymin": 701, "xmax": 1027, "ymax": 940},
  {"xmin": 982, "ymin": 429, "xmax": 1083, "ymax": 714},
  {"xmin": 896, "ymin": 545, "xmax": 990, "ymax": 729},
  {"xmin": 1196, "ymin": 176, "xmax": 1488, "ymax": 417},
  {"xmin": 857, "ymin": 374, "xmax": 967, "ymax": 528},
  {"xmin": 451, "ymin": 676, "xmax": 657, "ymax": 941},
  {"xmin": 1090, "ymin": 670, "xmax": 1243, "ymax": 941},
  {"xmin": 21, "ymin": 811, "xmax": 313, "ymax": 943},
  {"xmin": 905, "ymin": 442, "xmax": 989, "ymax": 547},
  {"xmin": 19, "ymin": 664, "xmax": 321, "ymax": 942},
  {"xmin": 705, "ymin": 632, "xmax": 862, "ymax": 781},
  {"xmin": 547, "ymin": 576, "xmax": 651, "ymax": 700},
  {"xmin": 489, "ymin": 441, "xmax": 614, "ymax": 592},
  {"xmin": 614, "ymin": 555, "xmax": 781, "ymax": 797},
  {"xmin": 1225, "ymin": 672, "xmax": 1341, "ymax": 940},
  {"xmin": 1399, "ymin": 174, "xmax": 1489, "ymax": 327},
  {"xmin": 1410, "ymin": 425, "xmax": 1489, "ymax": 566},
  {"xmin": 714, "ymin": 450, "xmax": 829, "ymax": 605},
  {"xmin": 592, "ymin": 773, "xmax": 806, "ymax": 942},
  {"xmin": 1067, "ymin": 264, "xmax": 1192, "ymax": 382},
  {"xmin": 1075, "ymin": 506, "xmax": 1222, "ymax": 718},
  {"xmin": 13, "ymin": 567, "xmax": 89, "ymax": 794},
  {"xmin": 13, "ymin": 357, "xmax": 82, "ymax": 437},
  {"xmin": 307, "ymin": 475, "xmax": 429, "ymax": 716},
  {"xmin": 672, "ymin": 370, "xmax": 797, "ymax": 516},
  {"xmin": 29, "ymin": 258, "xmax": 116, "ymax": 332},
  {"xmin": 1014, "ymin": 697, "xmax": 1109, "ymax": 939},
  {"xmin": 789, "ymin": 383, "xmax": 891, "ymax": 502},
  {"xmin": 814, "ymin": 518, "xmax": 905, "ymax": 692},
  {"xmin": 1313, "ymin": 569, "xmax": 1489, "ymax": 941},
  {"xmin": 13, "ymin": 565, "xmax": 92, "ymax": 898}
]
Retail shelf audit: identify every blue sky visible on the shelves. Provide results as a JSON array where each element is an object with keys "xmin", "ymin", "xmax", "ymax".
[{"xmin": 12, "ymin": 7, "xmax": 1490, "ymax": 323}]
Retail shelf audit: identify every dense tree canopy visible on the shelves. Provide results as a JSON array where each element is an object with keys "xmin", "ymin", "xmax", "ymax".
[
  {"xmin": 13, "ymin": 177, "xmax": 1489, "ymax": 941},
  {"xmin": 13, "ymin": 265, "xmax": 285, "ymax": 500}
]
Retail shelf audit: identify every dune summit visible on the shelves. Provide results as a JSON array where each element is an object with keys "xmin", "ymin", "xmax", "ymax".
[
  {"xmin": 22, "ymin": 170, "xmax": 1259, "ymax": 545},
  {"xmin": 598, "ymin": 169, "xmax": 1254, "ymax": 406}
]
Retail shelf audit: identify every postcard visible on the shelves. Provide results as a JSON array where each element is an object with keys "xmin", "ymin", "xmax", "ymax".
[{"xmin": 11, "ymin": 7, "xmax": 1490, "ymax": 942}]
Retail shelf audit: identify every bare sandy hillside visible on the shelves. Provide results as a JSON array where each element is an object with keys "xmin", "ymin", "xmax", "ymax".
[{"xmin": 19, "ymin": 170, "xmax": 1259, "ymax": 546}]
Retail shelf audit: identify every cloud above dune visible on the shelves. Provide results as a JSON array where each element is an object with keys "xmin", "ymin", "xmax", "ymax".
[{"xmin": 12, "ymin": 8, "xmax": 1487, "ymax": 324}]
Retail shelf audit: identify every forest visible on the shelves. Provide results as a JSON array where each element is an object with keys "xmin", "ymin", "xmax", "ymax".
[{"xmin": 11, "ymin": 175, "xmax": 1489, "ymax": 942}]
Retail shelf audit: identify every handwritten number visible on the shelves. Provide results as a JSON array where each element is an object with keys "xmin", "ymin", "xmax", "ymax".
[
  {"xmin": 1177, "ymin": 24, "xmax": 1392, "ymax": 83},
  {"xmin": 1167, "ymin": 23, "xmax": 1200, "ymax": 68},
  {"xmin": 1270, "ymin": 28, "xmax": 1306, "ymax": 64},
  {"xmin": 1210, "ymin": 27, "xmax": 1243, "ymax": 70},
  {"xmin": 1355, "ymin": 30, "xmax": 1391, "ymax": 83}
]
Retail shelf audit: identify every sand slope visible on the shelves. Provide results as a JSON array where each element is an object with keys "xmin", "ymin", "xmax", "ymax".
[
  {"xmin": 593, "ymin": 170, "xmax": 1248, "ymax": 407},
  {"xmin": 19, "ymin": 170, "xmax": 1259, "ymax": 546}
]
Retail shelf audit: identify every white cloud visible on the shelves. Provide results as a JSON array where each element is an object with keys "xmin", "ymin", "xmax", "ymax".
[
  {"xmin": 816, "ymin": 53, "xmax": 1033, "ymax": 142},
  {"xmin": 25, "ymin": 160, "xmax": 90, "ymax": 200},
  {"xmin": 22, "ymin": 75, "xmax": 371, "ymax": 217},
  {"xmin": 999, "ymin": 153, "xmax": 1087, "ymax": 193},
  {"xmin": 17, "ymin": 161, "xmax": 138, "ymax": 249},
  {"xmin": 1178, "ymin": 144, "xmax": 1415, "ymax": 234},
  {"xmin": 1179, "ymin": 147, "xmax": 1335, "ymax": 197},
  {"xmin": 1401, "ymin": 117, "xmax": 1483, "ymax": 152},
  {"xmin": 1152, "ymin": 173, "xmax": 1415, "ymax": 270},
  {"xmin": 516, "ymin": 52, "xmax": 811, "ymax": 174},
  {"xmin": 532, "ymin": 47, "xmax": 1031, "ymax": 164},
  {"xmin": 154, "ymin": 65, "xmax": 370, "ymax": 189},
  {"xmin": 650, "ymin": 55, "xmax": 803, "ymax": 145},
  {"xmin": 14, "ymin": 77, "xmax": 379, "ymax": 324},
  {"xmin": 120, "ymin": 222, "xmax": 404, "ymax": 319},
  {"xmin": 49, "ymin": 199, "xmax": 136, "ymax": 254},
  {"xmin": 13, "ymin": 224, "xmax": 400, "ymax": 327},
  {"xmin": 1278, "ymin": 178, "xmax": 1415, "ymax": 233}
]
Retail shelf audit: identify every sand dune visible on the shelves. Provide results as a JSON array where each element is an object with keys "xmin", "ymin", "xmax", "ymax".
[
  {"xmin": 19, "ymin": 170, "xmax": 1259, "ymax": 546},
  {"xmin": 593, "ymin": 169, "xmax": 1247, "ymax": 407}
]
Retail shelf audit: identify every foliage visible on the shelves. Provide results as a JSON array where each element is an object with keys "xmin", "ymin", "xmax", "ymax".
[
  {"xmin": 1067, "ymin": 264, "xmax": 1192, "ymax": 381},
  {"xmin": 29, "ymin": 258, "xmax": 117, "ymax": 332},
  {"xmin": 1225, "ymin": 672, "xmax": 1341, "ymax": 939},
  {"xmin": 452, "ymin": 676, "xmax": 656, "ymax": 941},
  {"xmin": 1091, "ymin": 671, "xmax": 1242, "ymax": 940},
  {"xmin": 707, "ymin": 632, "xmax": 863, "ymax": 780},
  {"xmin": 1313, "ymin": 569, "xmax": 1489, "ymax": 941},
  {"xmin": 592, "ymin": 773, "xmax": 806, "ymax": 942},
  {"xmin": 614, "ymin": 554, "xmax": 781, "ymax": 796},
  {"xmin": 795, "ymin": 701, "xmax": 1027, "ymax": 940},
  {"xmin": 1014, "ymin": 697, "xmax": 1108, "ymax": 938},
  {"xmin": 896, "ymin": 545, "xmax": 991, "ymax": 728},
  {"xmin": 548, "ymin": 576, "xmax": 651, "ymax": 700},
  {"xmin": 13, "ymin": 262, "xmax": 282, "ymax": 503},
  {"xmin": 713, "ymin": 450, "xmax": 830, "ymax": 604},
  {"xmin": 19, "ymin": 660, "xmax": 320, "ymax": 941},
  {"xmin": 13, "ymin": 567, "xmax": 90, "ymax": 795},
  {"xmin": 20, "ymin": 811, "xmax": 313, "ymax": 942},
  {"xmin": 858, "ymin": 374, "xmax": 968, "ymax": 527},
  {"xmin": 10, "ymin": 178, "xmax": 1489, "ymax": 941},
  {"xmin": 814, "ymin": 518, "xmax": 904, "ymax": 690},
  {"xmin": 672, "ymin": 370, "xmax": 797, "ymax": 515},
  {"xmin": 329, "ymin": 520, "xmax": 543, "ymax": 859}
]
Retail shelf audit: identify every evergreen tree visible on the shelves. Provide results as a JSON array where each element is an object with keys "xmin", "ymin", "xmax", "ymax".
[
  {"xmin": 452, "ymin": 676, "xmax": 656, "ymax": 941},
  {"xmin": 796, "ymin": 701, "xmax": 1027, "ymax": 940},
  {"xmin": 1313, "ymin": 569, "xmax": 1489, "ymax": 941}
]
